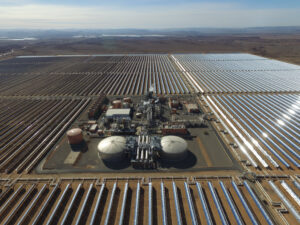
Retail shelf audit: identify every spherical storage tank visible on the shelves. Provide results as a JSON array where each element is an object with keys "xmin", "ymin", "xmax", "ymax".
[
  {"xmin": 98, "ymin": 136, "xmax": 126, "ymax": 162},
  {"xmin": 67, "ymin": 128, "xmax": 83, "ymax": 145},
  {"xmin": 160, "ymin": 136, "xmax": 188, "ymax": 161}
]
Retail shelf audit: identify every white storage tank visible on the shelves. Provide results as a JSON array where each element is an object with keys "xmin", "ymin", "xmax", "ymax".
[
  {"xmin": 160, "ymin": 136, "xmax": 188, "ymax": 161},
  {"xmin": 97, "ymin": 136, "xmax": 126, "ymax": 162}
]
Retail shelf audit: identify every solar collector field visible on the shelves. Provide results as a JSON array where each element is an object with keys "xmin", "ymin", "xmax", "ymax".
[
  {"xmin": 0, "ymin": 53, "xmax": 298, "ymax": 172},
  {"xmin": 0, "ymin": 54, "xmax": 189, "ymax": 96},
  {"xmin": 0, "ymin": 179, "xmax": 281, "ymax": 225},
  {"xmin": 0, "ymin": 98, "xmax": 90, "ymax": 174},
  {"xmin": 174, "ymin": 53, "xmax": 266, "ymax": 61},
  {"xmin": 204, "ymin": 94, "xmax": 299, "ymax": 170},
  {"xmin": 174, "ymin": 53, "xmax": 299, "ymax": 171},
  {"xmin": 0, "ymin": 53, "xmax": 299, "ymax": 225},
  {"xmin": 173, "ymin": 53, "xmax": 300, "ymax": 93}
]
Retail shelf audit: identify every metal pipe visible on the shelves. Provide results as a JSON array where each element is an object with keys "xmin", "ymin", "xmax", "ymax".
[
  {"xmin": 119, "ymin": 183, "xmax": 129, "ymax": 225},
  {"xmin": 3, "ymin": 184, "xmax": 36, "ymax": 225},
  {"xmin": 90, "ymin": 183, "xmax": 105, "ymax": 225},
  {"xmin": 46, "ymin": 183, "xmax": 71, "ymax": 225},
  {"xmin": 32, "ymin": 183, "xmax": 59, "ymax": 225},
  {"xmin": 161, "ymin": 182, "xmax": 168, "ymax": 225},
  {"xmin": 281, "ymin": 181, "xmax": 300, "ymax": 207},
  {"xmin": 293, "ymin": 180, "xmax": 300, "ymax": 190},
  {"xmin": 104, "ymin": 182, "xmax": 117, "ymax": 225},
  {"xmin": 208, "ymin": 181, "xmax": 228, "ymax": 225},
  {"xmin": 149, "ymin": 183, "xmax": 153, "ymax": 225},
  {"xmin": 75, "ymin": 183, "xmax": 93, "ymax": 225},
  {"xmin": 196, "ymin": 182, "xmax": 213, "ymax": 225},
  {"xmin": 269, "ymin": 181, "xmax": 300, "ymax": 222},
  {"xmin": 61, "ymin": 183, "xmax": 82, "ymax": 225},
  {"xmin": 17, "ymin": 184, "xmax": 47, "ymax": 225},
  {"xmin": 172, "ymin": 182, "xmax": 183, "ymax": 225},
  {"xmin": 0, "ymin": 184, "xmax": 24, "ymax": 215},
  {"xmin": 219, "ymin": 181, "xmax": 244, "ymax": 225},
  {"xmin": 134, "ymin": 182, "xmax": 141, "ymax": 225},
  {"xmin": 244, "ymin": 181, "xmax": 274, "ymax": 225},
  {"xmin": 231, "ymin": 181, "xmax": 258, "ymax": 225},
  {"xmin": 184, "ymin": 182, "xmax": 198, "ymax": 225}
]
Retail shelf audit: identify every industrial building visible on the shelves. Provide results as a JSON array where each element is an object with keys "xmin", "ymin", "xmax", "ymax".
[
  {"xmin": 161, "ymin": 124, "xmax": 188, "ymax": 135},
  {"xmin": 0, "ymin": 53, "xmax": 299, "ymax": 225},
  {"xmin": 96, "ymin": 135, "xmax": 188, "ymax": 167},
  {"xmin": 105, "ymin": 108, "xmax": 131, "ymax": 119}
]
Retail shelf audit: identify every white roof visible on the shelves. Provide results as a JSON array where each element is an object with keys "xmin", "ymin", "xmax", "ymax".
[
  {"xmin": 98, "ymin": 136, "xmax": 126, "ymax": 154},
  {"xmin": 161, "ymin": 136, "xmax": 187, "ymax": 154},
  {"xmin": 66, "ymin": 128, "xmax": 82, "ymax": 136},
  {"xmin": 106, "ymin": 108, "xmax": 131, "ymax": 117}
]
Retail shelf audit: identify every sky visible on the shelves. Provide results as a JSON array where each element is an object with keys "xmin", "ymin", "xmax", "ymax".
[{"xmin": 0, "ymin": 0, "xmax": 300, "ymax": 29}]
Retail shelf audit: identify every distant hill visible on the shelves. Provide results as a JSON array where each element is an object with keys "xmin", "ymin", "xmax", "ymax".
[{"xmin": 1, "ymin": 26, "xmax": 300, "ymax": 39}]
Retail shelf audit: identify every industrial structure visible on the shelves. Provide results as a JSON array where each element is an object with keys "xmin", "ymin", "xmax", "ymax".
[
  {"xmin": 160, "ymin": 135, "xmax": 188, "ymax": 161},
  {"xmin": 96, "ymin": 135, "xmax": 188, "ymax": 168},
  {"xmin": 97, "ymin": 136, "xmax": 126, "ymax": 162},
  {"xmin": 0, "ymin": 53, "xmax": 299, "ymax": 225}
]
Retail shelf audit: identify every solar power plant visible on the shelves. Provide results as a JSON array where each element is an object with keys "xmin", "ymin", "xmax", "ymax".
[
  {"xmin": 203, "ymin": 94, "xmax": 299, "ymax": 170},
  {"xmin": 0, "ymin": 98, "xmax": 90, "ymax": 174},
  {"xmin": 0, "ymin": 55, "xmax": 188, "ymax": 96},
  {"xmin": 0, "ymin": 53, "xmax": 299, "ymax": 225},
  {"xmin": 172, "ymin": 54, "xmax": 300, "ymax": 93}
]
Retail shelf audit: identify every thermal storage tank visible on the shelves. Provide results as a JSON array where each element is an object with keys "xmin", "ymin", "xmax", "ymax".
[
  {"xmin": 67, "ymin": 128, "xmax": 83, "ymax": 145},
  {"xmin": 160, "ymin": 136, "xmax": 188, "ymax": 161},
  {"xmin": 123, "ymin": 97, "xmax": 132, "ymax": 103},
  {"xmin": 112, "ymin": 100, "xmax": 122, "ymax": 109},
  {"xmin": 97, "ymin": 136, "xmax": 126, "ymax": 162}
]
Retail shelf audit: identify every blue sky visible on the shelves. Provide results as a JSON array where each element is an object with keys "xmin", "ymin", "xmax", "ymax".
[
  {"xmin": 3, "ymin": 0, "xmax": 300, "ymax": 8},
  {"xmin": 0, "ymin": 0, "xmax": 300, "ymax": 29}
]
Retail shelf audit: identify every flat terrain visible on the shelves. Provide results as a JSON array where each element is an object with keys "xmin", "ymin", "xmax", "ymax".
[
  {"xmin": 3, "ymin": 34, "xmax": 300, "ymax": 65},
  {"xmin": 41, "ymin": 125, "xmax": 238, "ymax": 174},
  {"xmin": 0, "ymin": 50, "xmax": 299, "ymax": 224}
]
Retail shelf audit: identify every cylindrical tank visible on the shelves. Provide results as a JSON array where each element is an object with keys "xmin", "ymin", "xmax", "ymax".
[
  {"xmin": 112, "ymin": 100, "xmax": 122, "ymax": 108},
  {"xmin": 123, "ymin": 97, "xmax": 132, "ymax": 103},
  {"xmin": 67, "ymin": 128, "xmax": 83, "ymax": 145},
  {"xmin": 160, "ymin": 136, "xmax": 188, "ymax": 161},
  {"xmin": 98, "ymin": 136, "xmax": 126, "ymax": 162}
]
